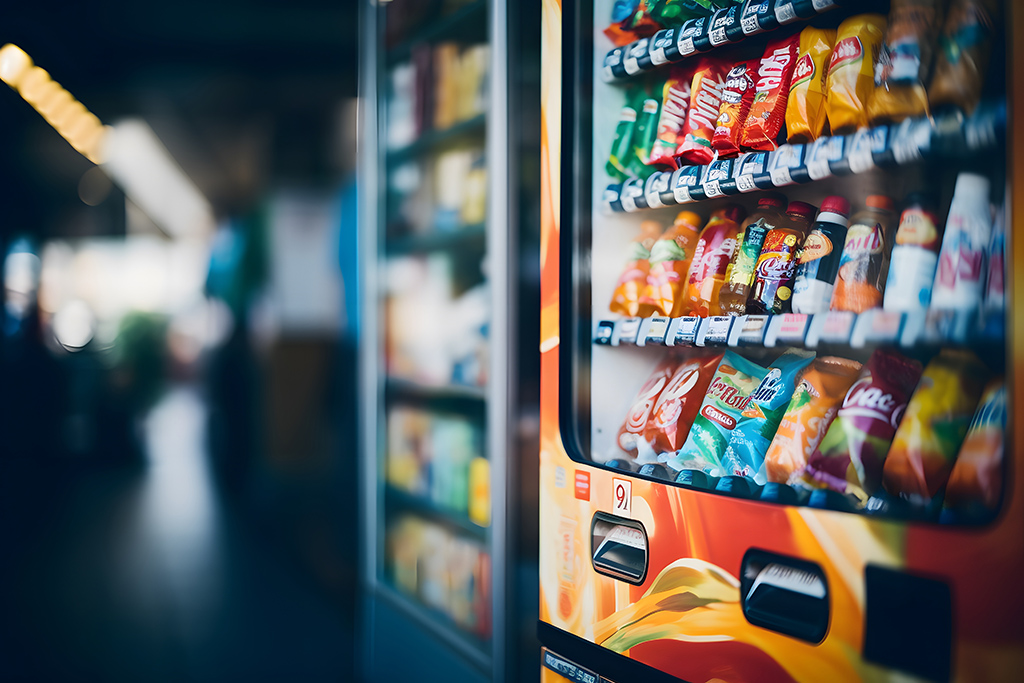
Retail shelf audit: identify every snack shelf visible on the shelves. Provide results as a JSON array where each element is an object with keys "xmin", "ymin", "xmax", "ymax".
[
  {"xmin": 386, "ymin": 485, "xmax": 489, "ymax": 540},
  {"xmin": 603, "ymin": 101, "xmax": 1006, "ymax": 214},
  {"xmin": 377, "ymin": 582, "xmax": 491, "ymax": 666},
  {"xmin": 387, "ymin": 0, "xmax": 489, "ymax": 66},
  {"xmin": 385, "ymin": 223, "xmax": 487, "ymax": 256},
  {"xmin": 385, "ymin": 113, "xmax": 487, "ymax": 164},
  {"xmin": 386, "ymin": 377, "xmax": 488, "ymax": 405},
  {"xmin": 601, "ymin": 0, "xmax": 841, "ymax": 83}
]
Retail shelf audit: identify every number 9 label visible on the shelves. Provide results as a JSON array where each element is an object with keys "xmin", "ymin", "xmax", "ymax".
[{"xmin": 613, "ymin": 478, "xmax": 632, "ymax": 515}]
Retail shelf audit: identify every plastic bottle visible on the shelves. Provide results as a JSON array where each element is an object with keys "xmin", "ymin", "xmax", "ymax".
[
  {"xmin": 830, "ymin": 195, "xmax": 897, "ymax": 313},
  {"xmin": 683, "ymin": 204, "xmax": 748, "ymax": 317},
  {"xmin": 718, "ymin": 193, "xmax": 787, "ymax": 316},
  {"xmin": 638, "ymin": 211, "xmax": 704, "ymax": 318},
  {"xmin": 610, "ymin": 220, "xmax": 663, "ymax": 317},
  {"xmin": 792, "ymin": 196, "xmax": 852, "ymax": 314},
  {"xmin": 931, "ymin": 173, "xmax": 992, "ymax": 311},
  {"xmin": 746, "ymin": 201, "xmax": 817, "ymax": 315},
  {"xmin": 883, "ymin": 193, "xmax": 942, "ymax": 312}
]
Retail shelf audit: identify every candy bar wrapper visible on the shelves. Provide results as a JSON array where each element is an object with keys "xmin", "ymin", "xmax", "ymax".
[
  {"xmin": 721, "ymin": 349, "xmax": 816, "ymax": 484},
  {"xmin": 617, "ymin": 359, "xmax": 676, "ymax": 455},
  {"xmin": 610, "ymin": 220, "xmax": 663, "ymax": 317},
  {"xmin": 711, "ymin": 59, "xmax": 757, "ymax": 157},
  {"xmin": 764, "ymin": 356, "xmax": 862, "ymax": 484},
  {"xmin": 643, "ymin": 352, "xmax": 723, "ymax": 458},
  {"xmin": 739, "ymin": 33, "xmax": 800, "ymax": 152},
  {"xmin": 785, "ymin": 27, "xmax": 836, "ymax": 144},
  {"xmin": 675, "ymin": 57, "xmax": 729, "ymax": 166},
  {"xmin": 882, "ymin": 349, "xmax": 990, "ymax": 506},
  {"xmin": 650, "ymin": 67, "xmax": 693, "ymax": 167},
  {"xmin": 943, "ymin": 377, "xmax": 1007, "ymax": 516},
  {"xmin": 826, "ymin": 14, "xmax": 888, "ymax": 135},
  {"xmin": 663, "ymin": 350, "xmax": 768, "ymax": 475},
  {"xmin": 867, "ymin": 0, "xmax": 944, "ymax": 125},
  {"xmin": 798, "ymin": 349, "xmax": 924, "ymax": 503}
]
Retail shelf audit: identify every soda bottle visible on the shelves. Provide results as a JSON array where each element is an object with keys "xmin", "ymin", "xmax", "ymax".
[
  {"xmin": 638, "ymin": 211, "xmax": 704, "ymax": 318},
  {"xmin": 931, "ymin": 173, "xmax": 992, "ymax": 311},
  {"xmin": 718, "ymin": 193, "xmax": 787, "ymax": 316},
  {"xmin": 683, "ymin": 204, "xmax": 748, "ymax": 317},
  {"xmin": 830, "ymin": 195, "xmax": 897, "ymax": 313},
  {"xmin": 792, "ymin": 196, "xmax": 852, "ymax": 314},
  {"xmin": 883, "ymin": 193, "xmax": 942, "ymax": 312},
  {"xmin": 746, "ymin": 201, "xmax": 817, "ymax": 315}
]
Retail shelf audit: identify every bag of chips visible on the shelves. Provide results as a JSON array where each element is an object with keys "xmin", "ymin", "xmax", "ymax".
[
  {"xmin": 610, "ymin": 220, "xmax": 663, "ymax": 316},
  {"xmin": 721, "ymin": 349, "xmax": 816, "ymax": 483},
  {"xmin": 644, "ymin": 352, "xmax": 723, "ymax": 457},
  {"xmin": 650, "ymin": 68, "xmax": 693, "ymax": 167},
  {"xmin": 798, "ymin": 349, "xmax": 923, "ymax": 503},
  {"xmin": 928, "ymin": 0, "xmax": 1001, "ymax": 116},
  {"xmin": 638, "ymin": 210, "xmax": 703, "ymax": 317},
  {"xmin": 785, "ymin": 27, "xmax": 836, "ymax": 144},
  {"xmin": 712, "ymin": 59, "xmax": 757, "ymax": 157},
  {"xmin": 663, "ymin": 351, "xmax": 768, "ymax": 475},
  {"xmin": 617, "ymin": 359, "xmax": 676, "ymax": 455},
  {"xmin": 739, "ymin": 33, "xmax": 800, "ymax": 151},
  {"xmin": 882, "ymin": 349, "xmax": 990, "ymax": 506},
  {"xmin": 943, "ymin": 377, "xmax": 1007, "ymax": 517},
  {"xmin": 675, "ymin": 57, "xmax": 729, "ymax": 166},
  {"xmin": 627, "ymin": 94, "xmax": 663, "ymax": 178},
  {"xmin": 604, "ymin": 0, "xmax": 644, "ymax": 46},
  {"xmin": 825, "ymin": 14, "xmax": 888, "ymax": 135},
  {"xmin": 764, "ymin": 356, "xmax": 862, "ymax": 484}
]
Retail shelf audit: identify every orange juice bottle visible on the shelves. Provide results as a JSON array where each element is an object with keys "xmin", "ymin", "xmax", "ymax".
[
  {"xmin": 831, "ymin": 195, "xmax": 897, "ymax": 313},
  {"xmin": 638, "ymin": 211, "xmax": 704, "ymax": 317},
  {"xmin": 683, "ymin": 204, "xmax": 747, "ymax": 317}
]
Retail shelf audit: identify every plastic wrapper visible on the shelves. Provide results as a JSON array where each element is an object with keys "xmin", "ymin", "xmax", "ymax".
[
  {"xmin": 675, "ymin": 57, "xmax": 729, "ymax": 166},
  {"xmin": 798, "ymin": 349, "xmax": 924, "ymax": 503},
  {"xmin": 882, "ymin": 349, "xmax": 989, "ymax": 506},
  {"xmin": 617, "ymin": 359, "xmax": 676, "ymax": 455},
  {"xmin": 663, "ymin": 351, "xmax": 768, "ymax": 475},
  {"xmin": 607, "ymin": 100, "xmax": 639, "ymax": 181},
  {"xmin": 721, "ymin": 349, "xmax": 815, "ymax": 483},
  {"xmin": 785, "ymin": 27, "xmax": 836, "ymax": 144},
  {"xmin": 928, "ymin": 0, "xmax": 1000, "ymax": 116},
  {"xmin": 627, "ymin": 95, "xmax": 663, "ymax": 178},
  {"xmin": 650, "ymin": 68, "xmax": 693, "ymax": 167},
  {"xmin": 643, "ymin": 352, "xmax": 724, "ymax": 458},
  {"xmin": 639, "ymin": 210, "xmax": 703, "ymax": 317},
  {"xmin": 943, "ymin": 378, "xmax": 1007, "ymax": 517},
  {"xmin": 825, "ymin": 14, "xmax": 888, "ymax": 135},
  {"xmin": 867, "ymin": 0, "xmax": 945, "ymax": 125},
  {"xmin": 740, "ymin": 33, "xmax": 800, "ymax": 151},
  {"xmin": 610, "ymin": 220, "xmax": 663, "ymax": 316},
  {"xmin": 985, "ymin": 200, "xmax": 1006, "ymax": 312},
  {"xmin": 764, "ymin": 356, "xmax": 862, "ymax": 484},
  {"xmin": 652, "ymin": 0, "xmax": 718, "ymax": 27},
  {"xmin": 712, "ymin": 59, "xmax": 757, "ymax": 157},
  {"xmin": 605, "ymin": 0, "xmax": 644, "ymax": 46}
]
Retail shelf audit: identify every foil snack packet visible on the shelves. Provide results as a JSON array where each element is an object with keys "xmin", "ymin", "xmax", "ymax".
[
  {"xmin": 785, "ymin": 26, "xmax": 836, "ymax": 143},
  {"xmin": 617, "ymin": 359, "xmax": 676, "ymax": 455},
  {"xmin": 610, "ymin": 220, "xmax": 664, "ymax": 316},
  {"xmin": 712, "ymin": 59, "xmax": 757, "ymax": 157},
  {"xmin": 825, "ymin": 14, "xmax": 888, "ymax": 135},
  {"xmin": 650, "ymin": 67, "xmax": 693, "ymax": 167},
  {"xmin": 943, "ymin": 377, "xmax": 1007, "ymax": 518},
  {"xmin": 675, "ymin": 57, "xmax": 729, "ymax": 166},
  {"xmin": 740, "ymin": 32, "xmax": 801, "ymax": 151},
  {"xmin": 643, "ymin": 352, "xmax": 724, "ymax": 458}
]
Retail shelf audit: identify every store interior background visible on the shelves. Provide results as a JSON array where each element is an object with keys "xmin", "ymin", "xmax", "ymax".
[{"xmin": 0, "ymin": 1, "xmax": 531, "ymax": 680}]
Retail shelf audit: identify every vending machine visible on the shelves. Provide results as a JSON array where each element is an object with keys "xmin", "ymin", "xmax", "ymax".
[{"xmin": 539, "ymin": 1, "xmax": 1022, "ymax": 681}]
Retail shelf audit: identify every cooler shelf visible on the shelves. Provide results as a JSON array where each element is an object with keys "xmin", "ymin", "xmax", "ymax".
[
  {"xmin": 386, "ymin": 485, "xmax": 489, "ymax": 541},
  {"xmin": 386, "ymin": 0, "xmax": 488, "ymax": 66},
  {"xmin": 603, "ymin": 101, "xmax": 1005, "ymax": 214},
  {"xmin": 385, "ymin": 113, "xmax": 486, "ymax": 164},
  {"xmin": 385, "ymin": 223, "xmax": 487, "ymax": 256}
]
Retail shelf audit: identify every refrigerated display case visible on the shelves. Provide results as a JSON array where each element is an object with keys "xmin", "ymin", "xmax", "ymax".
[
  {"xmin": 358, "ymin": 1, "xmax": 540, "ymax": 681},
  {"xmin": 539, "ymin": 1, "xmax": 1022, "ymax": 681}
]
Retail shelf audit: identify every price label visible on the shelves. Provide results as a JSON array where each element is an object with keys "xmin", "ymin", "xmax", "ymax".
[
  {"xmin": 616, "ymin": 318, "xmax": 641, "ymax": 345},
  {"xmin": 812, "ymin": 0, "xmax": 836, "ymax": 10},
  {"xmin": 624, "ymin": 56, "xmax": 641, "ymax": 75},
  {"xmin": 650, "ymin": 45, "xmax": 668, "ymax": 65},
  {"xmin": 678, "ymin": 36, "xmax": 696, "ymax": 55},
  {"xmin": 710, "ymin": 26, "xmax": 728, "ymax": 46},
  {"xmin": 613, "ymin": 478, "xmax": 632, "ymax": 515},
  {"xmin": 775, "ymin": 2, "xmax": 798, "ymax": 24},
  {"xmin": 821, "ymin": 311, "xmax": 855, "ymax": 341},
  {"xmin": 594, "ymin": 320, "xmax": 615, "ymax": 345},
  {"xmin": 703, "ymin": 179, "xmax": 723, "ymax": 198},
  {"xmin": 741, "ymin": 14, "xmax": 761, "ymax": 35},
  {"xmin": 848, "ymin": 130, "xmax": 877, "ymax": 174},
  {"xmin": 644, "ymin": 317, "xmax": 670, "ymax": 345},
  {"xmin": 770, "ymin": 166, "xmax": 794, "ymax": 186},
  {"xmin": 807, "ymin": 158, "xmax": 831, "ymax": 180},
  {"xmin": 619, "ymin": 189, "xmax": 638, "ymax": 213},
  {"xmin": 735, "ymin": 174, "xmax": 757, "ymax": 193},
  {"xmin": 777, "ymin": 314, "xmax": 809, "ymax": 341}
]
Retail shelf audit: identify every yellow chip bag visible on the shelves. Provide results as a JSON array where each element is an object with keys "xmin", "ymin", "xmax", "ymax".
[
  {"xmin": 825, "ymin": 14, "xmax": 887, "ymax": 135},
  {"xmin": 785, "ymin": 27, "xmax": 836, "ymax": 144}
]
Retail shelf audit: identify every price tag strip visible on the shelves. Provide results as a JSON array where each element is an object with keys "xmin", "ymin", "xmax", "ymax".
[{"xmin": 697, "ymin": 316, "xmax": 734, "ymax": 346}]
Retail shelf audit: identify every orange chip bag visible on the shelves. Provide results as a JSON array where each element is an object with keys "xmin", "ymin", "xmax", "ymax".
[
  {"xmin": 764, "ymin": 356, "xmax": 862, "ymax": 484},
  {"xmin": 675, "ymin": 57, "xmax": 729, "ymax": 166},
  {"xmin": 740, "ymin": 33, "xmax": 800, "ymax": 152},
  {"xmin": 610, "ymin": 220, "xmax": 663, "ymax": 317},
  {"xmin": 825, "ymin": 14, "xmax": 887, "ymax": 135},
  {"xmin": 643, "ymin": 352, "xmax": 723, "ymax": 457},
  {"xmin": 785, "ymin": 27, "xmax": 836, "ymax": 144},
  {"xmin": 711, "ymin": 59, "xmax": 757, "ymax": 158}
]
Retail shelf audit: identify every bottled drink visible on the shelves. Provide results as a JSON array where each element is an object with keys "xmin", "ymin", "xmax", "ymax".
[
  {"xmin": 883, "ymin": 193, "xmax": 942, "ymax": 312},
  {"xmin": 718, "ymin": 193, "xmax": 787, "ymax": 315},
  {"xmin": 683, "ymin": 204, "xmax": 748, "ymax": 317},
  {"xmin": 830, "ymin": 195, "xmax": 897, "ymax": 313},
  {"xmin": 610, "ymin": 220, "xmax": 663, "ymax": 317},
  {"xmin": 746, "ymin": 201, "xmax": 817, "ymax": 315},
  {"xmin": 792, "ymin": 196, "xmax": 852, "ymax": 314},
  {"xmin": 931, "ymin": 173, "xmax": 992, "ymax": 311},
  {"xmin": 638, "ymin": 211, "xmax": 704, "ymax": 318}
]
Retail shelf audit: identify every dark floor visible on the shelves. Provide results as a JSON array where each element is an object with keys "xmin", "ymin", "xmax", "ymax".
[{"xmin": 1, "ymin": 387, "xmax": 356, "ymax": 682}]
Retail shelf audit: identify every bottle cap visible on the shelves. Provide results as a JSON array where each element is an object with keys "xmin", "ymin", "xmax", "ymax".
[
  {"xmin": 720, "ymin": 204, "xmax": 747, "ymax": 224},
  {"xmin": 954, "ymin": 172, "xmax": 991, "ymax": 199},
  {"xmin": 786, "ymin": 201, "xmax": 817, "ymax": 221},
  {"xmin": 640, "ymin": 220, "xmax": 664, "ymax": 237},
  {"xmin": 818, "ymin": 196, "xmax": 851, "ymax": 218},
  {"xmin": 756, "ymin": 192, "xmax": 787, "ymax": 210},
  {"xmin": 673, "ymin": 210, "xmax": 703, "ymax": 229},
  {"xmin": 866, "ymin": 195, "xmax": 895, "ymax": 212}
]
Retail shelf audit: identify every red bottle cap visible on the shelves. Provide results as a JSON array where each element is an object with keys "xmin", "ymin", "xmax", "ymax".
[
  {"xmin": 786, "ymin": 201, "xmax": 817, "ymax": 221},
  {"xmin": 720, "ymin": 204, "xmax": 747, "ymax": 224},
  {"xmin": 756, "ymin": 193, "xmax": 787, "ymax": 210},
  {"xmin": 819, "ymin": 196, "xmax": 851, "ymax": 218},
  {"xmin": 866, "ymin": 195, "xmax": 895, "ymax": 212}
]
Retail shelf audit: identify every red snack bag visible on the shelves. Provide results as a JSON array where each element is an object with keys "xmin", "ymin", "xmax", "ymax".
[
  {"xmin": 618, "ymin": 360, "xmax": 676, "ymax": 455},
  {"xmin": 643, "ymin": 352, "xmax": 723, "ymax": 456},
  {"xmin": 740, "ymin": 33, "xmax": 801, "ymax": 151},
  {"xmin": 650, "ymin": 67, "xmax": 692, "ymax": 167},
  {"xmin": 712, "ymin": 59, "xmax": 757, "ymax": 158},
  {"xmin": 674, "ymin": 57, "xmax": 728, "ymax": 166}
]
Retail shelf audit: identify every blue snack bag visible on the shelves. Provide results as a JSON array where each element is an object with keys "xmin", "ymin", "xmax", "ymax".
[{"xmin": 721, "ymin": 348, "xmax": 815, "ymax": 484}]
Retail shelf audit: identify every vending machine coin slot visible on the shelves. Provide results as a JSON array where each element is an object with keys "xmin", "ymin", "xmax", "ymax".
[
  {"xmin": 590, "ymin": 513, "xmax": 648, "ymax": 585},
  {"xmin": 741, "ymin": 549, "xmax": 829, "ymax": 643}
]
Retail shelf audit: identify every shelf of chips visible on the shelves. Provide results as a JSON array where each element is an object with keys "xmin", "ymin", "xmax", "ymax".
[{"xmin": 602, "ymin": 100, "xmax": 1005, "ymax": 213}]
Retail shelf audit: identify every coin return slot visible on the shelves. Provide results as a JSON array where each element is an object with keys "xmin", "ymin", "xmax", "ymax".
[
  {"xmin": 591, "ymin": 512, "xmax": 648, "ymax": 585},
  {"xmin": 741, "ymin": 549, "xmax": 829, "ymax": 643}
]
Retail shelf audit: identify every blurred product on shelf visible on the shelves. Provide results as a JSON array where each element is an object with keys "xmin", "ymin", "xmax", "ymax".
[
  {"xmin": 746, "ymin": 200, "xmax": 816, "ymax": 315},
  {"xmin": 824, "ymin": 14, "xmax": 887, "ymax": 135},
  {"xmin": 677, "ymin": 57, "xmax": 728, "ymax": 165},
  {"xmin": 984, "ymin": 200, "xmax": 1005, "ymax": 313},
  {"xmin": 617, "ymin": 359, "xmax": 675, "ymax": 455},
  {"xmin": 650, "ymin": 68, "xmax": 692, "ymax": 166},
  {"xmin": 739, "ymin": 33, "xmax": 800, "ymax": 151},
  {"xmin": 610, "ymin": 220, "xmax": 663, "ymax": 316},
  {"xmin": 629, "ymin": 94, "xmax": 663, "ymax": 177},
  {"xmin": 719, "ymin": 193, "xmax": 787, "ymax": 315},
  {"xmin": 831, "ymin": 195, "xmax": 896, "ymax": 314},
  {"xmin": 711, "ymin": 58, "xmax": 756, "ymax": 157},
  {"xmin": 468, "ymin": 456, "xmax": 490, "ymax": 527},
  {"xmin": 942, "ymin": 377, "xmax": 1006, "ymax": 519},
  {"xmin": 785, "ymin": 26, "xmax": 836, "ymax": 144},
  {"xmin": 638, "ymin": 210, "xmax": 702, "ymax": 317},
  {"xmin": 643, "ymin": 352, "xmax": 722, "ymax": 460},
  {"xmin": 931, "ymin": 172, "xmax": 991, "ymax": 312},
  {"xmin": 607, "ymin": 99, "xmax": 640, "ymax": 180},
  {"xmin": 928, "ymin": 0, "xmax": 1001, "ymax": 115},
  {"xmin": 683, "ymin": 204, "xmax": 746, "ymax": 316},
  {"xmin": 791, "ymin": 196, "xmax": 852, "ymax": 314},
  {"xmin": 883, "ymin": 193, "xmax": 942, "ymax": 312}
]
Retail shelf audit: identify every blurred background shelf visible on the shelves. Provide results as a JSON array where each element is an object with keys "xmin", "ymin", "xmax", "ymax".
[
  {"xmin": 385, "ymin": 114, "xmax": 487, "ymax": 164},
  {"xmin": 385, "ymin": 223, "xmax": 487, "ymax": 256},
  {"xmin": 384, "ymin": 378, "xmax": 488, "ymax": 414},
  {"xmin": 387, "ymin": 0, "xmax": 488, "ymax": 66},
  {"xmin": 385, "ymin": 485, "xmax": 488, "ymax": 541}
]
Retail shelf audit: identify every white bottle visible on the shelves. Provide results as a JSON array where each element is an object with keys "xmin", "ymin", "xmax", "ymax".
[
  {"xmin": 883, "ymin": 193, "xmax": 942, "ymax": 313},
  {"xmin": 931, "ymin": 173, "xmax": 992, "ymax": 311}
]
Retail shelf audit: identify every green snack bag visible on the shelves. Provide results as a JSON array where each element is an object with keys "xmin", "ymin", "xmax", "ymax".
[
  {"xmin": 663, "ymin": 350, "xmax": 768, "ymax": 475},
  {"xmin": 652, "ymin": 0, "xmax": 716, "ymax": 27},
  {"xmin": 626, "ymin": 94, "xmax": 662, "ymax": 179},
  {"xmin": 607, "ymin": 101, "xmax": 639, "ymax": 181}
]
